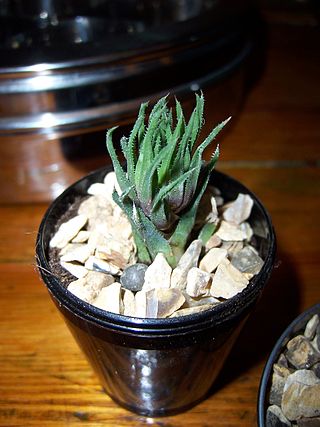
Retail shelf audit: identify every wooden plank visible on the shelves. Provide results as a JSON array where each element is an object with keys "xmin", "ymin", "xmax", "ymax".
[
  {"xmin": 0, "ymin": 167, "xmax": 319, "ymax": 425},
  {"xmin": 0, "ymin": 204, "xmax": 48, "ymax": 263}
]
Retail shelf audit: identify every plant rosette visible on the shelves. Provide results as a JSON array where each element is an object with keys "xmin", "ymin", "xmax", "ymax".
[{"xmin": 36, "ymin": 94, "xmax": 276, "ymax": 416}]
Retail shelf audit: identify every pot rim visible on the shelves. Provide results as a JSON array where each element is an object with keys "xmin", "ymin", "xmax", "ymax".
[
  {"xmin": 257, "ymin": 302, "xmax": 320, "ymax": 427},
  {"xmin": 36, "ymin": 166, "xmax": 276, "ymax": 335}
]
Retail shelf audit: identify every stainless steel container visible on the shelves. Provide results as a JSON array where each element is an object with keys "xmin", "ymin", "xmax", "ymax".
[{"xmin": 0, "ymin": 0, "xmax": 256, "ymax": 202}]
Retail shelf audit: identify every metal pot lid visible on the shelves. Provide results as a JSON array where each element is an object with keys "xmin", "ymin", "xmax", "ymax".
[
  {"xmin": 0, "ymin": 0, "xmax": 256, "ymax": 133},
  {"xmin": 0, "ymin": 0, "xmax": 255, "ymax": 71}
]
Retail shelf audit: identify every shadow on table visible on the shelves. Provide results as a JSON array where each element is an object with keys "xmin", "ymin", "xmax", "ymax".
[{"xmin": 210, "ymin": 247, "xmax": 302, "ymax": 393}]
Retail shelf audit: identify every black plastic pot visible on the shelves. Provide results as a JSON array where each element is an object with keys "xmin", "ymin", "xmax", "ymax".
[
  {"xmin": 258, "ymin": 302, "xmax": 320, "ymax": 427},
  {"xmin": 36, "ymin": 166, "xmax": 276, "ymax": 417}
]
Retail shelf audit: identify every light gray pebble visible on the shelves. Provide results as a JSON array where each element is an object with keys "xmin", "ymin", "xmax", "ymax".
[
  {"xmin": 120, "ymin": 263, "xmax": 148, "ymax": 292},
  {"xmin": 231, "ymin": 245, "xmax": 264, "ymax": 275},
  {"xmin": 312, "ymin": 362, "xmax": 320, "ymax": 379},
  {"xmin": 304, "ymin": 315, "xmax": 320, "ymax": 341},
  {"xmin": 286, "ymin": 335, "xmax": 320, "ymax": 370},
  {"xmin": 266, "ymin": 405, "xmax": 291, "ymax": 427},
  {"xmin": 270, "ymin": 371, "xmax": 287, "ymax": 406}
]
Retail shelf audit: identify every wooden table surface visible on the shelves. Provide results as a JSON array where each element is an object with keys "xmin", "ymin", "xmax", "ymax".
[{"xmin": 1, "ymin": 7, "xmax": 320, "ymax": 427}]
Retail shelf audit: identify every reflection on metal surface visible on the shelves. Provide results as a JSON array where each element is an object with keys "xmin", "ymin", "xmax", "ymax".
[
  {"xmin": 0, "ymin": 42, "xmax": 251, "ymax": 133},
  {"xmin": 0, "ymin": 0, "xmax": 258, "ymax": 202}
]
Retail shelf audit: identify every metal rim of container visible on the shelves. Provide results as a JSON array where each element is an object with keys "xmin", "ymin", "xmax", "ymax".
[{"xmin": 0, "ymin": 40, "xmax": 252, "ymax": 134}]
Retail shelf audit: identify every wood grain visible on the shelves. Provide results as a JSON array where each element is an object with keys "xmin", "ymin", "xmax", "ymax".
[{"xmin": 0, "ymin": 6, "xmax": 320, "ymax": 427}]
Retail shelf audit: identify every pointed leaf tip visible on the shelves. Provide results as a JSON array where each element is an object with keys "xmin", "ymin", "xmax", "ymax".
[
  {"xmin": 213, "ymin": 143, "xmax": 220, "ymax": 156},
  {"xmin": 223, "ymin": 116, "xmax": 232, "ymax": 126}
]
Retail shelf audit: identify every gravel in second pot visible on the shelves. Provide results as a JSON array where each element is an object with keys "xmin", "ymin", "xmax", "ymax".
[{"xmin": 266, "ymin": 313, "xmax": 320, "ymax": 426}]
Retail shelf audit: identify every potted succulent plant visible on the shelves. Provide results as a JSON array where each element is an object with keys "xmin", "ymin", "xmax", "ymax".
[{"xmin": 37, "ymin": 93, "xmax": 276, "ymax": 416}]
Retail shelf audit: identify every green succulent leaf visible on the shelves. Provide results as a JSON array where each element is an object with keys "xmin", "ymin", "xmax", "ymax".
[
  {"xmin": 189, "ymin": 92, "xmax": 204, "ymax": 150},
  {"xmin": 120, "ymin": 136, "xmax": 128, "ymax": 155},
  {"xmin": 190, "ymin": 117, "xmax": 230, "ymax": 169},
  {"xmin": 126, "ymin": 101, "xmax": 148, "ymax": 184},
  {"xmin": 150, "ymin": 201, "xmax": 170, "ymax": 231},
  {"xmin": 112, "ymin": 190, "xmax": 151, "ymax": 264},
  {"xmin": 106, "ymin": 127, "xmax": 136, "ymax": 200},
  {"xmin": 135, "ymin": 100, "xmax": 167, "ymax": 194},
  {"xmin": 138, "ymin": 143, "xmax": 173, "ymax": 210},
  {"xmin": 182, "ymin": 117, "xmax": 229, "ymax": 206},
  {"xmin": 169, "ymin": 165, "xmax": 212, "ymax": 252},
  {"xmin": 152, "ymin": 167, "xmax": 196, "ymax": 212},
  {"xmin": 173, "ymin": 98, "xmax": 185, "ymax": 139},
  {"xmin": 105, "ymin": 93, "xmax": 230, "ymax": 266},
  {"xmin": 206, "ymin": 144, "xmax": 220, "ymax": 173},
  {"xmin": 198, "ymin": 222, "xmax": 217, "ymax": 246},
  {"xmin": 135, "ymin": 206, "xmax": 175, "ymax": 265},
  {"xmin": 157, "ymin": 136, "xmax": 178, "ymax": 185},
  {"xmin": 172, "ymin": 107, "xmax": 197, "ymax": 176}
]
